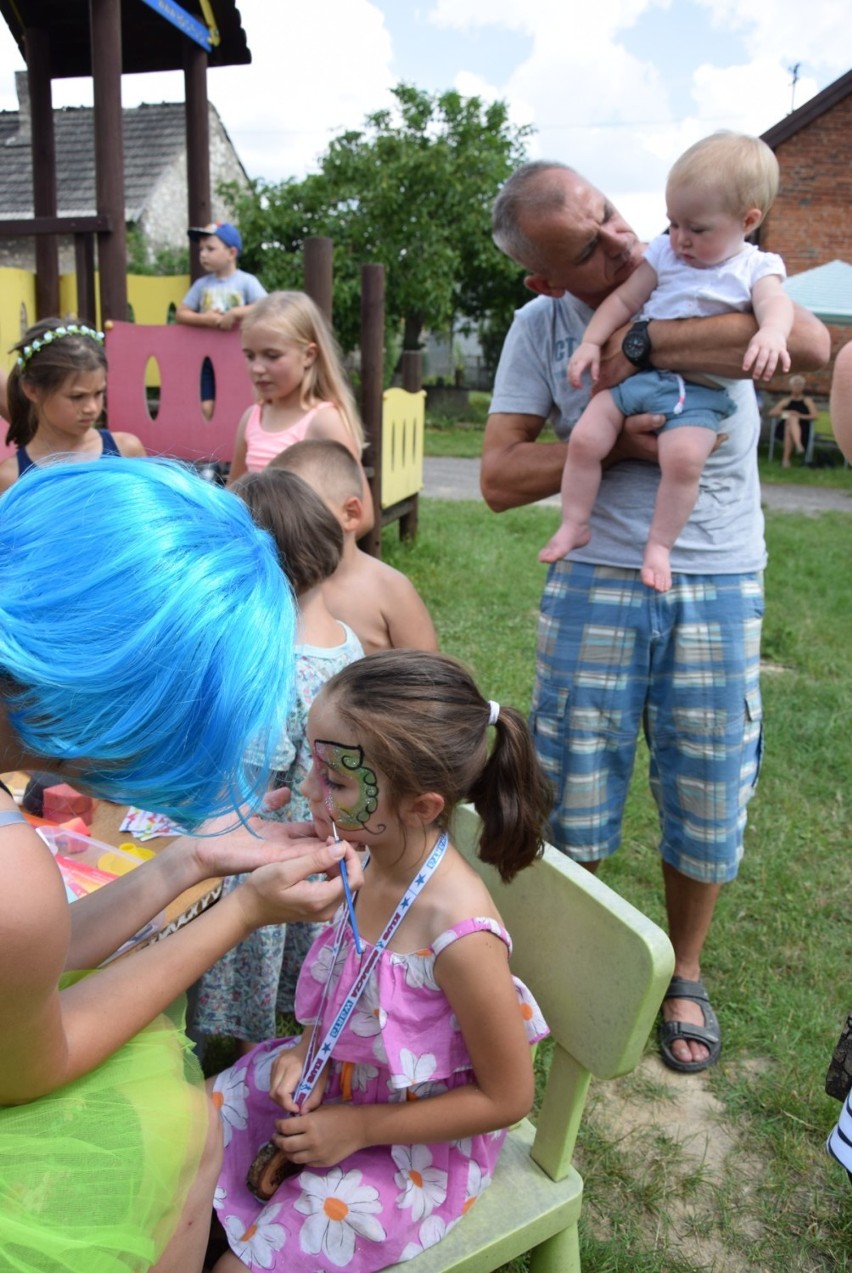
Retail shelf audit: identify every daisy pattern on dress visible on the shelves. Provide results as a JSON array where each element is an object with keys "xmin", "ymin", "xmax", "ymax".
[
  {"xmin": 349, "ymin": 1060, "xmax": 379, "ymax": 1093},
  {"xmin": 295, "ymin": 1167, "xmax": 385, "ymax": 1268},
  {"xmin": 392, "ymin": 1144, "xmax": 448, "ymax": 1221},
  {"xmin": 221, "ymin": 1204, "xmax": 287, "ymax": 1269},
  {"xmin": 462, "ymin": 1157, "xmax": 493, "ymax": 1214},
  {"xmin": 212, "ymin": 1065, "xmax": 250, "ymax": 1148},
  {"xmin": 401, "ymin": 948, "xmax": 439, "ymax": 991},
  {"xmin": 391, "ymin": 1047, "xmax": 437, "ymax": 1091},
  {"xmin": 516, "ymin": 982, "xmax": 547, "ymax": 1037},
  {"xmin": 350, "ymin": 977, "xmax": 387, "ymax": 1040},
  {"xmin": 251, "ymin": 1040, "xmax": 301, "ymax": 1095},
  {"xmin": 399, "ymin": 1214, "xmax": 456, "ymax": 1261},
  {"xmin": 308, "ymin": 934, "xmax": 347, "ymax": 988}
]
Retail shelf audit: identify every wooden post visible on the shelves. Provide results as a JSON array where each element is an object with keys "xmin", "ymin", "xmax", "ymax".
[
  {"xmin": 184, "ymin": 44, "xmax": 211, "ymax": 281},
  {"xmin": 401, "ymin": 350, "xmax": 422, "ymax": 392},
  {"xmin": 359, "ymin": 263, "xmax": 385, "ymax": 559},
  {"xmin": 89, "ymin": 0, "xmax": 127, "ymax": 323},
  {"xmin": 303, "ymin": 237, "xmax": 333, "ymax": 324},
  {"xmin": 74, "ymin": 234, "xmax": 97, "ymax": 327},
  {"xmin": 24, "ymin": 35, "xmax": 60, "ymax": 319}
]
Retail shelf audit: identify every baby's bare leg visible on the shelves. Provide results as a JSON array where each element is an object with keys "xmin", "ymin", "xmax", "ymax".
[
  {"xmin": 643, "ymin": 426, "xmax": 716, "ymax": 592},
  {"xmin": 540, "ymin": 392, "xmax": 623, "ymax": 563}
]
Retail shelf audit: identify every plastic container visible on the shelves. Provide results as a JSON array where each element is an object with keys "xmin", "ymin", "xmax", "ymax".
[{"xmin": 37, "ymin": 826, "xmax": 165, "ymax": 961}]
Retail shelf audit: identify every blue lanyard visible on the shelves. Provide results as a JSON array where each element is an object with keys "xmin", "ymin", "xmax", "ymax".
[{"xmin": 293, "ymin": 831, "xmax": 448, "ymax": 1105}]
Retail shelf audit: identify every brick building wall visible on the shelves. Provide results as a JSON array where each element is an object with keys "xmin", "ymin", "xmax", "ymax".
[{"xmin": 760, "ymin": 81, "xmax": 852, "ymax": 400}]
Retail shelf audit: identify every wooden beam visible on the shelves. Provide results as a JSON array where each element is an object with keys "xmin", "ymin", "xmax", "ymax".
[
  {"xmin": 359, "ymin": 263, "xmax": 385, "ymax": 559},
  {"xmin": 304, "ymin": 237, "xmax": 333, "ymax": 325},
  {"xmin": 0, "ymin": 217, "xmax": 111, "ymax": 236},
  {"xmin": 90, "ymin": 0, "xmax": 127, "ymax": 323},
  {"xmin": 184, "ymin": 42, "xmax": 211, "ymax": 281},
  {"xmin": 24, "ymin": 28, "xmax": 60, "ymax": 319}
]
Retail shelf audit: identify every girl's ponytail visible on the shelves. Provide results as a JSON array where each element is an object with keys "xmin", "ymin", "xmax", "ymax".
[{"xmin": 468, "ymin": 703, "xmax": 553, "ymax": 882}]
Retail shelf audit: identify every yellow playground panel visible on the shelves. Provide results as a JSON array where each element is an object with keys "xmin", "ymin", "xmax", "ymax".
[
  {"xmin": 0, "ymin": 269, "xmax": 190, "ymax": 380},
  {"xmin": 381, "ymin": 386, "xmax": 425, "ymax": 509}
]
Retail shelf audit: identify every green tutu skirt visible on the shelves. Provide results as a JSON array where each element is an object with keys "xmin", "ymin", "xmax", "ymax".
[{"xmin": 0, "ymin": 974, "xmax": 208, "ymax": 1272}]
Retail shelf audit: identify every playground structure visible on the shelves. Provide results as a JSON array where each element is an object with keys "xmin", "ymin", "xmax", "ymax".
[{"xmin": 0, "ymin": 239, "xmax": 425, "ymax": 556}]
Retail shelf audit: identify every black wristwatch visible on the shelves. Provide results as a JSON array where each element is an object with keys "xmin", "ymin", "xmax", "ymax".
[{"xmin": 622, "ymin": 320, "xmax": 653, "ymax": 371}]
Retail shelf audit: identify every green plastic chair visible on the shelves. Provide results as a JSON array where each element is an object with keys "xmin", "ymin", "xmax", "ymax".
[{"xmin": 388, "ymin": 804, "xmax": 675, "ymax": 1273}]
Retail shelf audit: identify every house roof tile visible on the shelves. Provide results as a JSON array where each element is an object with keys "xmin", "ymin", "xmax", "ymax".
[{"xmin": 0, "ymin": 101, "xmax": 193, "ymax": 220}]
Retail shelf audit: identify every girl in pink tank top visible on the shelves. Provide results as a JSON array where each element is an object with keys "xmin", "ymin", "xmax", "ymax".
[{"xmin": 228, "ymin": 291, "xmax": 366, "ymax": 485}]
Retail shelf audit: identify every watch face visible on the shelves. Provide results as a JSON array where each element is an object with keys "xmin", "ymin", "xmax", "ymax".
[{"xmin": 623, "ymin": 324, "xmax": 650, "ymax": 366}]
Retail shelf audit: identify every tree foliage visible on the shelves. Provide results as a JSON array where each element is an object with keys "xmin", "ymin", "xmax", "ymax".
[{"xmin": 226, "ymin": 84, "xmax": 533, "ymax": 360}]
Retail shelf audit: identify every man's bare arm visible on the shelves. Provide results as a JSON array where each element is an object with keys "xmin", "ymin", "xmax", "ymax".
[
  {"xmin": 480, "ymin": 411, "xmax": 660, "ymax": 512},
  {"xmin": 595, "ymin": 304, "xmax": 830, "ymax": 393},
  {"xmin": 481, "ymin": 414, "xmax": 565, "ymax": 512}
]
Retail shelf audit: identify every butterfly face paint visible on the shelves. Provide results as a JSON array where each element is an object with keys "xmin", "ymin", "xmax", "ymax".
[{"xmin": 313, "ymin": 738, "xmax": 385, "ymax": 835}]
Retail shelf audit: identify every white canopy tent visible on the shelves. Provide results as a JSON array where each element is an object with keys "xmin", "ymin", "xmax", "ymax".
[{"xmin": 783, "ymin": 260, "xmax": 852, "ymax": 326}]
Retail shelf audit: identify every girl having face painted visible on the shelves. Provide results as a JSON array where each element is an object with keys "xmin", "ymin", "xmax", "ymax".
[{"xmin": 209, "ymin": 649, "xmax": 555, "ymax": 1273}]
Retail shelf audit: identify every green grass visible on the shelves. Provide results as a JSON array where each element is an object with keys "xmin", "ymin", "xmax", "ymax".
[
  {"xmin": 384, "ymin": 500, "xmax": 852, "ymax": 1272},
  {"xmin": 424, "ymin": 411, "xmax": 852, "ymax": 490}
]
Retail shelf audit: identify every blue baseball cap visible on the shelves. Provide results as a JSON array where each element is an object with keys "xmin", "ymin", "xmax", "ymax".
[{"xmin": 187, "ymin": 222, "xmax": 242, "ymax": 252}]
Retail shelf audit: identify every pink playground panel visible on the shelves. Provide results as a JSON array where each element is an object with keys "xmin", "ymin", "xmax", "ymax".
[{"xmin": 103, "ymin": 322, "xmax": 248, "ymax": 462}]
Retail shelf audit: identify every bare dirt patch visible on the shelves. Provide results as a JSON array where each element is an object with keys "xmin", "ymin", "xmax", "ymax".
[{"xmin": 578, "ymin": 1055, "xmax": 770, "ymax": 1271}]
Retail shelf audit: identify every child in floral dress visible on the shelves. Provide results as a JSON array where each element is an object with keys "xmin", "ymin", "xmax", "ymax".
[
  {"xmin": 194, "ymin": 471, "xmax": 363, "ymax": 1046},
  {"xmin": 210, "ymin": 650, "xmax": 554, "ymax": 1270}
]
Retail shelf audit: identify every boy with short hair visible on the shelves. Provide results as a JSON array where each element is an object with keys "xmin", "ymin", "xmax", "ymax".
[
  {"xmin": 271, "ymin": 439, "xmax": 439, "ymax": 655},
  {"xmin": 176, "ymin": 221, "xmax": 267, "ymax": 417},
  {"xmin": 177, "ymin": 222, "xmax": 266, "ymax": 332}
]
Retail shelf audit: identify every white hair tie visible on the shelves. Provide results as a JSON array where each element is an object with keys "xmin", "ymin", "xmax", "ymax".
[{"xmin": 488, "ymin": 700, "xmax": 501, "ymax": 726}]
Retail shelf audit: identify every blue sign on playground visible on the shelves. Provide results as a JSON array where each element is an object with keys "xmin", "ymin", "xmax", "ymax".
[{"xmin": 138, "ymin": 0, "xmax": 212, "ymax": 50}]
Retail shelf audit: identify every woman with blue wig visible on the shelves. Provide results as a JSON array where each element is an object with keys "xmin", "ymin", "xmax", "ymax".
[{"xmin": 0, "ymin": 458, "xmax": 363, "ymax": 1272}]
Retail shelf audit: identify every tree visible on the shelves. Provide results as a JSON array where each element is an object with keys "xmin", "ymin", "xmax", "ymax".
[{"xmin": 227, "ymin": 84, "xmax": 533, "ymax": 360}]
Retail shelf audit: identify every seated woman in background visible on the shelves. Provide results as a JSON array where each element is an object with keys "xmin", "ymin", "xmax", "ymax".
[
  {"xmin": 769, "ymin": 373, "xmax": 819, "ymax": 467},
  {"xmin": 0, "ymin": 457, "xmax": 362, "ymax": 1273}
]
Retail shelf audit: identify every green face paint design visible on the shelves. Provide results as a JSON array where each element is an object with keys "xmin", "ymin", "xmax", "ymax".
[{"xmin": 313, "ymin": 738, "xmax": 384, "ymax": 834}]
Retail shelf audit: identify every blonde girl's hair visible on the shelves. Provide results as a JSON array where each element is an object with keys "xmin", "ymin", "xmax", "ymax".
[
  {"xmin": 666, "ymin": 131, "xmax": 780, "ymax": 224},
  {"xmin": 242, "ymin": 291, "xmax": 364, "ymax": 450}
]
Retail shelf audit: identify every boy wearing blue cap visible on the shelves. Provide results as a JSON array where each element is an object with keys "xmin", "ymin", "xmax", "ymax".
[
  {"xmin": 177, "ymin": 222, "xmax": 266, "ymax": 332},
  {"xmin": 177, "ymin": 222, "xmax": 267, "ymax": 415}
]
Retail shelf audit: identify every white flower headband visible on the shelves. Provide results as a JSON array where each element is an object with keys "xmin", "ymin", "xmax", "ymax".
[{"xmin": 17, "ymin": 324, "xmax": 105, "ymax": 371}]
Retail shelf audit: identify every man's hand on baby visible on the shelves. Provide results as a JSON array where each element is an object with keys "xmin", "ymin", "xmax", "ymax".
[{"xmin": 743, "ymin": 329, "xmax": 791, "ymax": 381}]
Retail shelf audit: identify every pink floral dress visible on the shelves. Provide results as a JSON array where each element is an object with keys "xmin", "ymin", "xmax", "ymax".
[{"xmin": 213, "ymin": 914, "xmax": 548, "ymax": 1270}]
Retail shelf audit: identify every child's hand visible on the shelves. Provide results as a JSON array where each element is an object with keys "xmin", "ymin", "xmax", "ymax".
[
  {"xmin": 743, "ymin": 329, "xmax": 791, "ymax": 381},
  {"xmin": 268, "ymin": 1046, "xmax": 328, "ymax": 1114},
  {"xmin": 567, "ymin": 341, "xmax": 601, "ymax": 389},
  {"xmin": 273, "ymin": 1104, "xmax": 366, "ymax": 1169}
]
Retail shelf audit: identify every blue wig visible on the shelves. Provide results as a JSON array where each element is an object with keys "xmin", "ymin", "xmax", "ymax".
[{"xmin": 0, "ymin": 458, "xmax": 296, "ymax": 826}]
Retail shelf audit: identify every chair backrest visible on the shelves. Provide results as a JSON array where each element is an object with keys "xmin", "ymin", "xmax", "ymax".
[{"xmin": 451, "ymin": 804, "xmax": 674, "ymax": 1180}]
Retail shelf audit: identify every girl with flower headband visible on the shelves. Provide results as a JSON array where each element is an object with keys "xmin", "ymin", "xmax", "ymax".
[
  {"xmin": 210, "ymin": 649, "xmax": 554, "ymax": 1273},
  {"xmin": 0, "ymin": 317, "xmax": 145, "ymax": 492}
]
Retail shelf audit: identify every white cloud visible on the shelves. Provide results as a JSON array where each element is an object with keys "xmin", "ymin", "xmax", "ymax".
[{"xmin": 0, "ymin": 0, "xmax": 846, "ymax": 237}]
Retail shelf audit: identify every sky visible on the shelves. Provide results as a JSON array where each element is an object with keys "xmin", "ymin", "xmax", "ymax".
[{"xmin": 0, "ymin": 1, "xmax": 848, "ymax": 240}]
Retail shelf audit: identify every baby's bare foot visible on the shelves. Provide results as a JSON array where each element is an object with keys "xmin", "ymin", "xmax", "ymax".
[
  {"xmin": 539, "ymin": 521, "xmax": 591, "ymax": 564},
  {"xmin": 641, "ymin": 542, "xmax": 672, "ymax": 592}
]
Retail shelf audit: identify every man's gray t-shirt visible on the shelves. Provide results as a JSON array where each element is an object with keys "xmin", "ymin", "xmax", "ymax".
[{"xmin": 490, "ymin": 293, "xmax": 766, "ymax": 574}]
